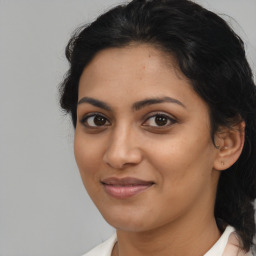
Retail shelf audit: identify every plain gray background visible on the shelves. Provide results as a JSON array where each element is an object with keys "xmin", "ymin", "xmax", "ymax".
[{"xmin": 0, "ymin": 0, "xmax": 255, "ymax": 255}]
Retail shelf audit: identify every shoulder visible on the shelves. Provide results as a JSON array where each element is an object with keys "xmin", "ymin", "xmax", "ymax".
[
  {"xmin": 223, "ymin": 230, "xmax": 254, "ymax": 256},
  {"xmin": 205, "ymin": 226, "xmax": 254, "ymax": 256},
  {"xmin": 81, "ymin": 234, "xmax": 117, "ymax": 256}
]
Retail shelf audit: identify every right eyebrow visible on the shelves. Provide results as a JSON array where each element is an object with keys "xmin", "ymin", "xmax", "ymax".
[{"xmin": 77, "ymin": 97, "xmax": 112, "ymax": 111}]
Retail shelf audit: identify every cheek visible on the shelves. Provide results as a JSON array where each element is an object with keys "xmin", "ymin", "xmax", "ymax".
[
  {"xmin": 144, "ymin": 137, "xmax": 216, "ymax": 219},
  {"xmin": 74, "ymin": 131, "xmax": 103, "ymax": 183},
  {"xmin": 146, "ymin": 128, "xmax": 215, "ymax": 187}
]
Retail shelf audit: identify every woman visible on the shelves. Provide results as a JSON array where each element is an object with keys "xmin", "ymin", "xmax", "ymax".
[{"xmin": 59, "ymin": 0, "xmax": 256, "ymax": 255}]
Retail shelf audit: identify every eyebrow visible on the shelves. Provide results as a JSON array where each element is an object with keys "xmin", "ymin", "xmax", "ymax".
[
  {"xmin": 77, "ymin": 97, "xmax": 112, "ymax": 111},
  {"xmin": 132, "ymin": 97, "xmax": 186, "ymax": 111},
  {"xmin": 77, "ymin": 96, "xmax": 186, "ymax": 111}
]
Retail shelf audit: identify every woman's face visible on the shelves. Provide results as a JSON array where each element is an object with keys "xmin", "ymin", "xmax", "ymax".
[{"xmin": 75, "ymin": 44, "xmax": 220, "ymax": 232}]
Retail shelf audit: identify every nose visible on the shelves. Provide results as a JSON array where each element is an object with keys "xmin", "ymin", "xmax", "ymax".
[{"xmin": 103, "ymin": 126, "xmax": 143, "ymax": 169}]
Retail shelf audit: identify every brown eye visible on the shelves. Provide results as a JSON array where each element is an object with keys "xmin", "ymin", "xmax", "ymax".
[
  {"xmin": 155, "ymin": 115, "xmax": 168, "ymax": 126},
  {"xmin": 94, "ymin": 115, "xmax": 107, "ymax": 126},
  {"xmin": 82, "ymin": 114, "xmax": 110, "ymax": 127},
  {"xmin": 143, "ymin": 114, "xmax": 176, "ymax": 128}
]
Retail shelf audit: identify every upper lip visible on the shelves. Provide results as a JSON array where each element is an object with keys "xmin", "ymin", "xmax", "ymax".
[{"xmin": 101, "ymin": 177, "xmax": 155, "ymax": 186}]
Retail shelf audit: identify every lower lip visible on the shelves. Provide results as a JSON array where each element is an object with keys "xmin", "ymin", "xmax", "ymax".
[{"xmin": 103, "ymin": 184, "xmax": 153, "ymax": 199}]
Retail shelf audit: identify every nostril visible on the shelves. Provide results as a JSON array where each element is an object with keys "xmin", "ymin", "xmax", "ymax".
[{"xmin": 103, "ymin": 147, "xmax": 143, "ymax": 169}]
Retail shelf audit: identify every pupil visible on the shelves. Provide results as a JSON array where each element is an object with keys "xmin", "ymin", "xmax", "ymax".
[
  {"xmin": 94, "ymin": 115, "xmax": 106, "ymax": 126},
  {"xmin": 155, "ymin": 116, "xmax": 167, "ymax": 126}
]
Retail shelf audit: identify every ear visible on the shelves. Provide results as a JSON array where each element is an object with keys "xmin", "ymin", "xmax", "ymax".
[{"xmin": 213, "ymin": 121, "xmax": 245, "ymax": 171}]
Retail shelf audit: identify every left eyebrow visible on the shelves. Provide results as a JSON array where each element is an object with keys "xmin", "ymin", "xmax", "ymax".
[{"xmin": 132, "ymin": 97, "xmax": 186, "ymax": 111}]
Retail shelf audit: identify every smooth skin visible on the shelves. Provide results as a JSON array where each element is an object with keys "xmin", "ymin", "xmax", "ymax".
[{"xmin": 74, "ymin": 44, "xmax": 244, "ymax": 256}]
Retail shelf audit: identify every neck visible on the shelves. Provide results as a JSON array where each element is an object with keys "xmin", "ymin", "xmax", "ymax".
[{"xmin": 114, "ymin": 215, "xmax": 221, "ymax": 256}]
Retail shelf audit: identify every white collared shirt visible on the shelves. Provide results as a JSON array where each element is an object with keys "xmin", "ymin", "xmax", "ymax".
[{"xmin": 82, "ymin": 226, "xmax": 253, "ymax": 256}]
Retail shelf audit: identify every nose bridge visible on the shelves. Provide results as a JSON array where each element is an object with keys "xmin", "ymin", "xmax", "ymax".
[
  {"xmin": 112, "ymin": 123, "xmax": 132, "ymax": 148},
  {"xmin": 103, "ymin": 122, "xmax": 142, "ymax": 169}
]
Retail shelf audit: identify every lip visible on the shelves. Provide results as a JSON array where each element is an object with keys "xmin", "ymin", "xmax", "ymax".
[{"xmin": 101, "ymin": 177, "xmax": 154, "ymax": 199}]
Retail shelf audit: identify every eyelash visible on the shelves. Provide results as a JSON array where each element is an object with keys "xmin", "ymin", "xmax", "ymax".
[
  {"xmin": 80, "ymin": 112, "xmax": 177, "ymax": 129},
  {"xmin": 143, "ymin": 112, "xmax": 177, "ymax": 128},
  {"xmin": 80, "ymin": 112, "xmax": 111, "ymax": 128}
]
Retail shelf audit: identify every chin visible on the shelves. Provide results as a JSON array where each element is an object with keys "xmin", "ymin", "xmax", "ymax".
[{"xmin": 100, "ymin": 208, "xmax": 152, "ymax": 232}]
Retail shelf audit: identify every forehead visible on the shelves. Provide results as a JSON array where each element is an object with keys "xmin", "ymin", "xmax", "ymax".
[
  {"xmin": 77, "ymin": 44, "xmax": 210, "ymax": 126},
  {"xmin": 87, "ymin": 44, "xmax": 177, "ymax": 70},
  {"xmin": 78, "ymin": 44, "xmax": 189, "ymax": 95}
]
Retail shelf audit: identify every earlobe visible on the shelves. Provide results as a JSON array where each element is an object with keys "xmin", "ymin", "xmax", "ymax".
[{"xmin": 213, "ymin": 121, "xmax": 245, "ymax": 171}]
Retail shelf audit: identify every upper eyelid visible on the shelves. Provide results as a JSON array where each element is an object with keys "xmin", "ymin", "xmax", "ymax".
[
  {"xmin": 143, "ymin": 111, "xmax": 177, "ymax": 121},
  {"xmin": 142, "ymin": 112, "xmax": 177, "ymax": 127},
  {"xmin": 79, "ymin": 111, "xmax": 177, "ymax": 124},
  {"xmin": 80, "ymin": 112, "xmax": 109, "ymax": 120},
  {"xmin": 80, "ymin": 112, "xmax": 111, "ymax": 125}
]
